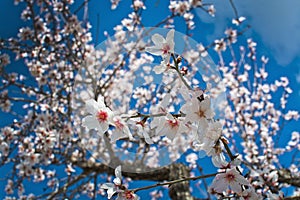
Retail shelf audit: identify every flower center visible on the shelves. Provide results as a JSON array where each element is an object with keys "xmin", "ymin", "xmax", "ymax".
[
  {"xmin": 96, "ymin": 110, "xmax": 108, "ymax": 122},
  {"xmin": 162, "ymin": 44, "xmax": 170, "ymax": 55},
  {"xmin": 198, "ymin": 110, "xmax": 205, "ymax": 118},
  {"xmin": 167, "ymin": 119, "xmax": 179, "ymax": 129},
  {"xmin": 225, "ymin": 173, "xmax": 235, "ymax": 182},
  {"xmin": 124, "ymin": 191, "xmax": 135, "ymax": 199}
]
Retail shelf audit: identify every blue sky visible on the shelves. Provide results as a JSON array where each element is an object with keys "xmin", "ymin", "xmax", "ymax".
[{"xmin": 0, "ymin": 0, "xmax": 299, "ymax": 199}]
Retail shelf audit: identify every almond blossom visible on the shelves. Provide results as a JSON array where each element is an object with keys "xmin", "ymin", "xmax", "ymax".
[
  {"xmin": 2, "ymin": 0, "xmax": 300, "ymax": 199},
  {"xmin": 209, "ymin": 168, "xmax": 249, "ymax": 194},
  {"xmin": 181, "ymin": 97, "xmax": 215, "ymax": 127},
  {"xmin": 145, "ymin": 29, "xmax": 175, "ymax": 66},
  {"xmin": 101, "ymin": 166, "xmax": 122, "ymax": 199},
  {"xmin": 151, "ymin": 113, "xmax": 185, "ymax": 140},
  {"xmin": 110, "ymin": 116, "xmax": 134, "ymax": 142},
  {"xmin": 101, "ymin": 166, "xmax": 139, "ymax": 200},
  {"xmin": 196, "ymin": 121, "xmax": 223, "ymax": 158},
  {"xmin": 82, "ymin": 96, "xmax": 114, "ymax": 133}
]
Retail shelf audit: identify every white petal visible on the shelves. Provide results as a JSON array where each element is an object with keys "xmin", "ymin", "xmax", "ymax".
[
  {"xmin": 230, "ymin": 181, "xmax": 242, "ymax": 194},
  {"xmin": 85, "ymin": 99, "xmax": 100, "ymax": 115},
  {"xmin": 82, "ymin": 115, "xmax": 101, "ymax": 130},
  {"xmin": 165, "ymin": 129, "xmax": 176, "ymax": 140},
  {"xmin": 99, "ymin": 122, "xmax": 109, "ymax": 133},
  {"xmin": 101, "ymin": 183, "xmax": 117, "ymax": 199},
  {"xmin": 123, "ymin": 126, "xmax": 133, "ymax": 140},
  {"xmin": 110, "ymin": 129, "xmax": 126, "ymax": 142},
  {"xmin": 153, "ymin": 64, "xmax": 166, "ymax": 74},
  {"xmin": 107, "ymin": 187, "xmax": 117, "ymax": 199},
  {"xmin": 145, "ymin": 46, "xmax": 162, "ymax": 56},
  {"xmin": 163, "ymin": 54, "xmax": 171, "ymax": 64},
  {"xmin": 166, "ymin": 29, "xmax": 175, "ymax": 45},
  {"xmin": 150, "ymin": 117, "xmax": 160, "ymax": 129},
  {"xmin": 143, "ymin": 131, "xmax": 153, "ymax": 144},
  {"xmin": 212, "ymin": 153, "xmax": 227, "ymax": 167},
  {"xmin": 166, "ymin": 113, "xmax": 174, "ymax": 120},
  {"xmin": 97, "ymin": 95, "xmax": 106, "ymax": 107},
  {"xmin": 151, "ymin": 33, "xmax": 165, "ymax": 46},
  {"xmin": 200, "ymin": 98, "xmax": 211, "ymax": 110},
  {"xmin": 160, "ymin": 93, "xmax": 171, "ymax": 108},
  {"xmin": 101, "ymin": 183, "xmax": 114, "ymax": 189},
  {"xmin": 115, "ymin": 165, "xmax": 122, "ymax": 180}
]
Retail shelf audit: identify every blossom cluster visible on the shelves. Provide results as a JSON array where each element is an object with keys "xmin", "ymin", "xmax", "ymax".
[{"xmin": 0, "ymin": 0, "xmax": 299, "ymax": 199}]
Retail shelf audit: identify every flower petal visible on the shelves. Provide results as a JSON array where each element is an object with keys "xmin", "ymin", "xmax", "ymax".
[
  {"xmin": 145, "ymin": 46, "xmax": 162, "ymax": 56},
  {"xmin": 82, "ymin": 115, "xmax": 102, "ymax": 131},
  {"xmin": 166, "ymin": 29, "xmax": 175, "ymax": 52},
  {"xmin": 153, "ymin": 64, "xmax": 166, "ymax": 74},
  {"xmin": 151, "ymin": 33, "xmax": 165, "ymax": 46},
  {"xmin": 85, "ymin": 99, "xmax": 100, "ymax": 115},
  {"xmin": 110, "ymin": 129, "xmax": 126, "ymax": 142},
  {"xmin": 99, "ymin": 122, "xmax": 109, "ymax": 133},
  {"xmin": 166, "ymin": 29, "xmax": 174, "ymax": 44},
  {"xmin": 100, "ymin": 183, "xmax": 114, "ymax": 189},
  {"xmin": 115, "ymin": 165, "xmax": 122, "ymax": 180}
]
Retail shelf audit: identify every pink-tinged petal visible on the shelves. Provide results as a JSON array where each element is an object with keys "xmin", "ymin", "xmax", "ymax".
[
  {"xmin": 85, "ymin": 99, "xmax": 100, "ymax": 115},
  {"xmin": 145, "ymin": 46, "xmax": 163, "ymax": 56},
  {"xmin": 230, "ymin": 181, "xmax": 242, "ymax": 194},
  {"xmin": 82, "ymin": 115, "xmax": 101, "ymax": 130},
  {"xmin": 168, "ymin": 41, "xmax": 175, "ymax": 53},
  {"xmin": 165, "ymin": 129, "xmax": 176, "ymax": 140},
  {"xmin": 151, "ymin": 33, "xmax": 165, "ymax": 46},
  {"xmin": 235, "ymin": 173, "xmax": 249, "ymax": 185},
  {"xmin": 215, "ymin": 178, "xmax": 227, "ymax": 193},
  {"xmin": 210, "ymin": 174, "xmax": 227, "ymax": 193}
]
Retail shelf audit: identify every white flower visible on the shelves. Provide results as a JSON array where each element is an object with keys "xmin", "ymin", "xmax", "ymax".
[
  {"xmin": 181, "ymin": 97, "xmax": 214, "ymax": 127},
  {"xmin": 127, "ymin": 118, "xmax": 153, "ymax": 144},
  {"xmin": 111, "ymin": 116, "xmax": 133, "ymax": 142},
  {"xmin": 101, "ymin": 166, "xmax": 122, "ymax": 199},
  {"xmin": 214, "ymin": 39, "xmax": 226, "ymax": 52},
  {"xmin": 101, "ymin": 166, "xmax": 139, "ymax": 200},
  {"xmin": 153, "ymin": 60, "xmax": 169, "ymax": 74},
  {"xmin": 209, "ymin": 168, "xmax": 249, "ymax": 194},
  {"xmin": 82, "ymin": 96, "xmax": 114, "ymax": 133},
  {"xmin": 151, "ymin": 113, "xmax": 185, "ymax": 140},
  {"xmin": 145, "ymin": 29, "xmax": 175, "ymax": 64},
  {"xmin": 232, "ymin": 16, "xmax": 246, "ymax": 26}
]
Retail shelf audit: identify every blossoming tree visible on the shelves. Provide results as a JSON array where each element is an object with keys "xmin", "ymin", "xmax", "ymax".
[{"xmin": 0, "ymin": 0, "xmax": 299, "ymax": 199}]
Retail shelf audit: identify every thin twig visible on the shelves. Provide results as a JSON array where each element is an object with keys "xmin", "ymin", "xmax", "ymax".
[{"xmin": 131, "ymin": 172, "xmax": 218, "ymax": 193}]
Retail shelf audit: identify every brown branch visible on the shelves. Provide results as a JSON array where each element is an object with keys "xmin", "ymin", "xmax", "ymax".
[{"xmin": 278, "ymin": 169, "xmax": 300, "ymax": 187}]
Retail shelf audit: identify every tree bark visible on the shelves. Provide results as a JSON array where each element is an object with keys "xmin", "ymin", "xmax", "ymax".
[{"xmin": 168, "ymin": 163, "xmax": 194, "ymax": 200}]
